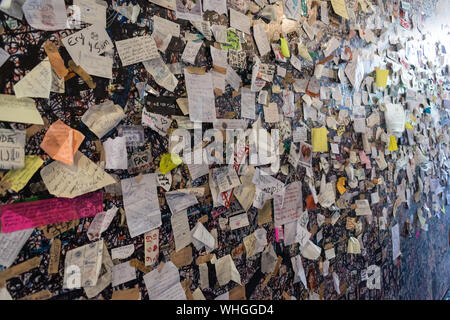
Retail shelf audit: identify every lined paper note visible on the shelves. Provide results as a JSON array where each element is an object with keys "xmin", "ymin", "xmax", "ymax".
[{"xmin": 116, "ymin": 36, "xmax": 160, "ymax": 66}]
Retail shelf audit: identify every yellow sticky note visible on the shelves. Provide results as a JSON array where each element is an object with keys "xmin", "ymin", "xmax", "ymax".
[
  {"xmin": 405, "ymin": 122, "xmax": 413, "ymax": 130},
  {"xmin": 312, "ymin": 127, "xmax": 328, "ymax": 152},
  {"xmin": 388, "ymin": 135, "xmax": 398, "ymax": 152},
  {"xmin": 160, "ymin": 153, "xmax": 183, "ymax": 174},
  {"xmin": 358, "ymin": 0, "xmax": 368, "ymax": 13},
  {"xmin": 280, "ymin": 38, "xmax": 290, "ymax": 58},
  {"xmin": 331, "ymin": 0, "xmax": 350, "ymax": 20},
  {"xmin": 298, "ymin": 44, "xmax": 313, "ymax": 62},
  {"xmin": 376, "ymin": 69, "xmax": 389, "ymax": 88},
  {"xmin": 337, "ymin": 177, "xmax": 347, "ymax": 195},
  {"xmin": 1, "ymin": 155, "xmax": 44, "ymax": 192}
]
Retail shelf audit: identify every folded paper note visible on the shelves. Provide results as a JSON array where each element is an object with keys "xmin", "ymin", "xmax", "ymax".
[{"xmin": 40, "ymin": 120, "xmax": 85, "ymax": 165}]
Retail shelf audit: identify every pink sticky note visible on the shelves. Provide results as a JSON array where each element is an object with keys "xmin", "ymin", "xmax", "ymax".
[
  {"xmin": 359, "ymin": 151, "xmax": 372, "ymax": 169},
  {"xmin": 0, "ymin": 192, "xmax": 103, "ymax": 233}
]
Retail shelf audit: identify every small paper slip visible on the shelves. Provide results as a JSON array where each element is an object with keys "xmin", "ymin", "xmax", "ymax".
[
  {"xmin": 229, "ymin": 213, "xmax": 250, "ymax": 230},
  {"xmin": 115, "ymin": 35, "xmax": 160, "ymax": 67}
]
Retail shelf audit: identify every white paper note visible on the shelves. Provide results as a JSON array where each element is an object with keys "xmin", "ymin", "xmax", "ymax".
[
  {"xmin": 14, "ymin": 59, "xmax": 52, "ymax": 99},
  {"xmin": 111, "ymin": 244, "xmax": 135, "ymax": 260},
  {"xmin": 143, "ymin": 261, "xmax": 187, "ymax": 300},
  {"xmin": 81, "ymin": 100, "xmax": 126, "ymax": 138},
  {"xmin": 22, "ymin": 0, "xmax": 68, "ymax": 31},
  {"xmin": 61, "ymin": 24, "xmax": 114, "ymax": 66},
  {"xmin": 171, "ymin": 211, "xmax": 192, "ymax": 251},
  {"xmin": 103, "ymin": 136, "xmax": 128, "ymax": 170},
  {"xmin": 79, "ymin": 52, "xmax": 113, "ymax": 79},
  {"xmin": 112, "ymin": 262, "xmax": 136, "ymax": 287},
  {"xmin": 0, "ymin": 129, "xmax": 26, "ymax": 170},
  {"xmin": 215, "ymin": 254, "xmax": 241, "ymax": 286},
  {"xmin": 121, "ymin": 174, "xmax": 162, "ymax": 238},
  {"xmin": 184, "ymin": 71, "xmax": 217, "ymax": 123},
  {"xmin": 115, "ymin": 35, "xmax": 160, "ymax": 67},
  {"xmin": 40, "ymin": 151, "xmax": 116, "ymax": 198},
  {"xmin": 253, "ymin": 23, "xmax": 270, "ymax": 56},
  {"xmin": 230, "ymin": 8, "xmax": 251, "ymax": 34},
  {"xmin": 87, "ymin": 206, "xmax": 118, "ymax": 241},
  {"xmin": 0, "ymin": 228, "xmax": 34, "ymax": 268}
]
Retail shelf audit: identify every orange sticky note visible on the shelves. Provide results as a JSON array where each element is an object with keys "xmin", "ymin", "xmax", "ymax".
[
  {"xmin": 40, "ymin": 120, "xmax": 85, "ymax": 165},
  {"xmin": 337, "ymin": 177, "xmax": 347, "ymax": 195}
]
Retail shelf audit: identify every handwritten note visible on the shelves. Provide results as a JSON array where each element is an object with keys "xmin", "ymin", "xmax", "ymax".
[
  {"xmin": 171, "ymin": 211, "xmax": 191, "ymax": 252},
  {"xmin": 79, "ymin": 52, "xmax": 113, "ymax": 79},
  {"xmin": 253, "ymin": 23, "xmax": 270, "ymax": 56},
  {"xmin": 111, "ymin": 244, "xmax": 135, "ymax": 260},
  {"xmin": 22, "ymin": 0, "xmax": 68, "ymax": 31},
  {"xmin": 143, "ymin": 57, "xmax": 178, "ymax": 92},
  {"xmin": 184, "ymin": 71, "xmax": 217, "ymax": 123},
  {"xmin": 84, "ymin": 242, "xmax": 113, "ymax": 298},
  {"xmin": 191, "ymin": 222, "xmax": 215, "ymax": 251},
  {"xmin": 142, "ymin": 109, "xmax": 172, "ymax": 136},
  {"xmin": 153, "ymin": 16, "xmax": 180, "ymax": 37},
  {"xmin": 73, "ymin": 0, "xmax": 107, "ymax": 27},
  {"xmin": 202, "ymin": 0, "xmax": 227, "ymax": 15},
  {"xmin": 144, "ymin": 228, "xmax": 159, "ymax": 266},
  {"xmin": 215, "ymin": 254, "xmax": 241, "ymax": 286},
  {"xmin": 229, "ymin": 213, "xmax": 250, "ymax": 230},
  {"xmin": 62, "ymin": 24, "xmax": 113, "ymax": 66},
  {"xmin": 0, "ymin": 129, "xmax": 25, "ymax": 170},
  {"xmin": 40, "ymin": 120, "xmax": 85, "ymax": 165},
  {"xmin": 241, "ymin": 87, "xmax": 256, "ymax": 120},
  {"xmin": 0, "ymin": 228, "xmax": 34, "ymax": 268},
  {"xmin": 181, "ymin": 40, "xmax": 203, "ymax": 65},
  {"xmin": 40, "ymin": 151, "xmax": 116, "ymax": 198},
  {"xmin": 273, "ymin": 181, "xmax": 303, "ymax": 227},
  {"xmin": 392, "ymin": 224, "xmax": 401, "ymax": 260},
  {"xmin": 0, "ymin": 192, "xmax": 103, "ymax": 233},
  {"xmin": 143, "ymin": 261, "xmax": 186, "ymax": 300},
  {"xmin": 112, "ymin": 262, "xmax": 136, "ymax": 287},
  {"xmin": 81, "ymin": 100, "xmax": 126, "ymax": 138},
  {"xmin": 121, "ymin": 174, "xmax": 162, "ymax": 238},
  {"xmin": 0, "ymin": 95, "xmax": 44, "ymax": 125},
  {"xmin": 63, "ymin": 239, "xmax": 104, "ymax": 288},
  {"xmin": 128, "ymin": 149, "xmax": 153, "ymax": 174},
  {"xmin": 116, "ymin": 35, "xmax": 160, "ymax": 67},
  {"xmin": 165, "ymin": 191, "xmax": 198, "ymax": 214},
  {"xmin": 14, "ymin": 59, "xmax": 52, "ymax": 99},
  {"xmin": 87, "ymin": 206, "xmax": 118, "ymax": 241},
  {"xmin": 103, "ymin": 136, "xmax": 128, "ymax": 170}
]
